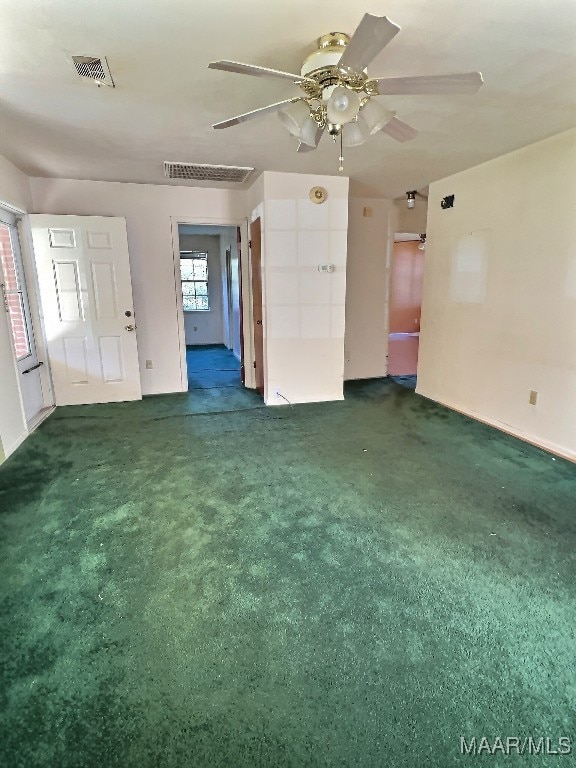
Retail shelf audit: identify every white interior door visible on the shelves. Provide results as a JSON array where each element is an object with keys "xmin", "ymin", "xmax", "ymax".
[
  {"xmin": 0, "ymin": 210, "xmax": 45, "ymax": 424},
  {"xmin": 29, "ymin": 215, "xmax": 142, "ymax": 405}
]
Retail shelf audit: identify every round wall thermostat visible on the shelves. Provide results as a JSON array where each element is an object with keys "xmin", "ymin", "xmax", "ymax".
[{"xmin": 310, "ymin": 186, "xmax": 328, "ymax": 204}]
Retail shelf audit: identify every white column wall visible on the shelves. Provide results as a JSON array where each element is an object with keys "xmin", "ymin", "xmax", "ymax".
[{"xmin": 260, "ymin": 171, "xmax": 349, "ymax": 405}]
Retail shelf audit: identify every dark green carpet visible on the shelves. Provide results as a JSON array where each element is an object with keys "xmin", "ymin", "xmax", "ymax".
[{"xmin": 1, "ymin": 379, "xmax": 576, "ymax": 767}]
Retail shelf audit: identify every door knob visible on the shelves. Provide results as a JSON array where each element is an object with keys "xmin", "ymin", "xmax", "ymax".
[{"xmin": 125, "ymin": 324, "xmax": 135, "ymax": 331}]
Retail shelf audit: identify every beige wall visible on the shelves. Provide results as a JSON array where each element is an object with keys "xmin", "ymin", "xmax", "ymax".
[
  {"xmin": 418, "ymin": 128, "xmax": 576, "ymax": 460},
  {"xmin": 393, "ymin": 196, "xmax": 428, "ymax": 235},
  {"xmin": 345, "ymin": 198, "xmax": 395, "ymax": 380},
  {"xmin": 30, "ymin": 178, "xmax": 247, "ymax": 395},
  {"xmin": 0, "ymin": 155, "xmax": 32, "ymax": 213}
]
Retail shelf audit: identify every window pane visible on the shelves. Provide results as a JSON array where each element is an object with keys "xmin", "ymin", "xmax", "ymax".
[
  {"xmin": 182, "ymin": 283, "xmax": 196, "ymax": 298},
  {"xmin": 192, "ymin": 260, "xmax": 207, "ymax": 280},
  {"xmin": 196, "ymin": 282, "xmax": 208, "ymax": 296},
  {"xmin": 195, "ymin": 295, "xmax": 209, "ymax": 310},
  {"xmin": 180, "ymin": 262, "xmax": 195, "ymax": 281}
]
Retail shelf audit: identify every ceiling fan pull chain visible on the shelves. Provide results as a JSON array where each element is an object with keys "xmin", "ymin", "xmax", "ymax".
[{"xmin": 339, "ymin": 131, "xmax": 344, "ymax": 172}]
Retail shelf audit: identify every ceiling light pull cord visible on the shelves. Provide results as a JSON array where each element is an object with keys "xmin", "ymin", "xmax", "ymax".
[{"xmin": 339, "ymin": 131, "xmax": 344, "ymax": 172}]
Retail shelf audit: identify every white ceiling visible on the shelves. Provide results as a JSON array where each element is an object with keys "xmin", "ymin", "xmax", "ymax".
[{"xmin": 1, "ymin": 0, "xmax": 575, "ymax": 198}]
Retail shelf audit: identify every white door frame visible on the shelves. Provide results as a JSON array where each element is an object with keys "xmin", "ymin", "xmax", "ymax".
[
  {"xmin": 170, "ymin": 216, "xmax": 253, "ymax": 392},
  {"xmin": 0, "ymin": 205, "xmax": 54, "ymax": 437}
]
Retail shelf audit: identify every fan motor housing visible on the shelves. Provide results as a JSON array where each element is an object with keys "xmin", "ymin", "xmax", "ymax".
[
  {"xmin": 301, "ymin": 32, "xmax": 349, "ymax": 79},
  {"xmin": 300, "ymin": 32, "xmax": 370, "ymax": 100}
]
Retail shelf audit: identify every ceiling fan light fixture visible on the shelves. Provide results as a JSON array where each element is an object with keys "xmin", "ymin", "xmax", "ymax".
[
  {"xmin": 360, "ymin": 99, "xmax": 395, "ymax": 135},
  {"xmin": 278, "ymin": 100, "xmax": 311, "ymax": 138},
  {"xmin": 299, "ymin": 116, "xmax": 321, "ymax": 147},
  {"xmin": 342, "ymin": 116, "xmax": 370, "ymax": 147},
  {"xmin": 326, "ymin": 86, "xmax": 361, "ymax": 125}
]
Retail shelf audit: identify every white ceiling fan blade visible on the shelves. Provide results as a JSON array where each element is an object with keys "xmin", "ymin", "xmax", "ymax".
[
  {"xmin": 297, "ymin": 126, "xmax": 324, "ymax": 152},
  {"xmin": 380, "ymin": 117, "xmax": 419, "ymax": 142},
  {"xmin": 209, "ymin": 60, "xmax": 315, "ymax": 84},
  {"xmin": 213, "ymin": 99, "xmax": 300, "ymax": 129},
  {"xmin": 338, "ymin": 14, "xmax": 400, "ymax": 73},
  {"xmin": 373, "ymin": 72, "xmax": 484, "ymax": 95}
]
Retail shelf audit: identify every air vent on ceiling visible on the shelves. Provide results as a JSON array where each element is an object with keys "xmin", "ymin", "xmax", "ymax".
[
  {"xmin": 71, "ymin": 55, "xmax": 115, "ymax": 87},
  {"xmin": 164, "ymin": 162, "xmax": 254, "ymax": 183}
]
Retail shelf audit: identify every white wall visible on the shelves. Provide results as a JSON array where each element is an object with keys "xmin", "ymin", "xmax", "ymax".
[
  {"xmin": 0, "ymin": 156, "xmax": 32, "ymax": 462},
  {"xmin": 30, "ymin": 178, "xmax": 247, "ymax": 395},
  {"xmin": 180, "ymin": 234, "xmax": 224, "ymax": 345},
  {"xmin": 259, "ymin": 171, "xmax": 349, "ymax": 405},
  {"xmin": 218, "ymin": 230, "xmax": 241, "ymax": 357},
  {"xmin": 345, "ymin": 198, "xmax": 395, "ymax": 380},
  {"xmin": 418, "ymin": 128, "xmax": 576, "ymax": 461}
]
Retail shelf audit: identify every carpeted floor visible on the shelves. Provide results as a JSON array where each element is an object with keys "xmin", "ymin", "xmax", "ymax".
[
  {"xmin": 1, "ymin": 375, "xmax": 575, "ymax": 767},
  {"xmin": 186, "ymin": 344, "xmax": 242, "ymax": 391}
]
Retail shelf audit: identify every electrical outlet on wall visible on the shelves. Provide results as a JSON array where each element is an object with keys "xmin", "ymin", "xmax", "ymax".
[
  {"xmin": 529, "ymin": 390, "xmax": 538, "ymax": 405},
  {"xmin": 145, "ymin": 359, "xmax": 153, "ymax": 369}
]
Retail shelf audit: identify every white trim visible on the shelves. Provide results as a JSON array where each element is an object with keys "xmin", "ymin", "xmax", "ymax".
[
  {"xmin": 17, "ymin": 218, "xmax": 56, "ymax": 410},
  {"xmin": 416, "ymin": 391, "xmax": 576, "ymax": 464},
  {"xmin": 27, "ymin": 405, "xmax": 55, "ymax": 432},
  {"xmin": 2, "ymin": 429, "xmax": 29, "ymax": 459}
]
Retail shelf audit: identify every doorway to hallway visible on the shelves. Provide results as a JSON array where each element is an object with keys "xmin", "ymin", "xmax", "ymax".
[{"xmin": 388, "ymin": 233, "xmax": 425, "ymax": 382}]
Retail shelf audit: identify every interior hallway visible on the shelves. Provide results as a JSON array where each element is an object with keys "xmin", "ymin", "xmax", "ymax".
[
  {"xmin": 187, "ymin": 344, "xmax": 242, "ymax": 392},
  {"xmin": 0, "ymin": 380, "xmax": 575, "ymax": 767}
]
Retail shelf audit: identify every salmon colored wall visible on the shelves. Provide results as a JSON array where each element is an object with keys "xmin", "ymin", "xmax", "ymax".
[
  {"xmin": 389, "ymin": 240, "xmax": 424, "ymax": 332},
  {"xmin": 387, "ymin": 240, "xmax": 424, "ymax": 376}
]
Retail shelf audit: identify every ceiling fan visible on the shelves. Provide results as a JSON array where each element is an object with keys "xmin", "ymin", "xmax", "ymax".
[{"xmin": 208, "ymin": 14, "xmax": 483, "ymax": 170}]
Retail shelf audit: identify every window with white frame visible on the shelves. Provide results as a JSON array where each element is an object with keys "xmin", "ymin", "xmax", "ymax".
[{"xmin": 180, "ymin": 251, "xmax": 209, "ymax": 311}]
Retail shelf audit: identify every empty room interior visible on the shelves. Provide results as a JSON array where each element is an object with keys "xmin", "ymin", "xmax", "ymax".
[{"xmin": 1, "ymin": 1, "xmax": 575, "ymax": 765}]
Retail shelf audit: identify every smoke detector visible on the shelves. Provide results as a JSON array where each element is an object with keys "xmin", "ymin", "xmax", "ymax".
[
  {"xmin": 70, "ymin": 55, "xmax": 115, "ymax": 87},
  {"xmin": 163, "ymin": 162, "xmax": 253, "ymax": 183}
]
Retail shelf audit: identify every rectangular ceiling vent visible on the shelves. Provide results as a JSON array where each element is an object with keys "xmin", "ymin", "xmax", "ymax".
[
  {"xmin": 164, "ymin": 162, "xmax": 254, "ymax": 183},
  {"xmin": 71, "ymin": 55, "xmax": 115, "ymax": 87}
]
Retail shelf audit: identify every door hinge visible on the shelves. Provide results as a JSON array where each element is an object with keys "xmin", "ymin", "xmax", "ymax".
[
  {"xmin": 253, "ymin": 361, "xmax": 256, "ymax": 369},
  {"xmin": 248, "ymin": 240, "xmax": 252, "ymax": 249}
]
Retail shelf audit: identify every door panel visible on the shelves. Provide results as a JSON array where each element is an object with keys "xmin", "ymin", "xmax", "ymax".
[
  {"xmin": 250, "ymin": 218, "xmax": 264, "ymax": 395},
  {"xmin": 237, "ymin": 226, "xmax": 246, "ymax": 385},
  {"xmin": 30, "ymin": 215, "xmax": 142, "ymax": 405}
]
